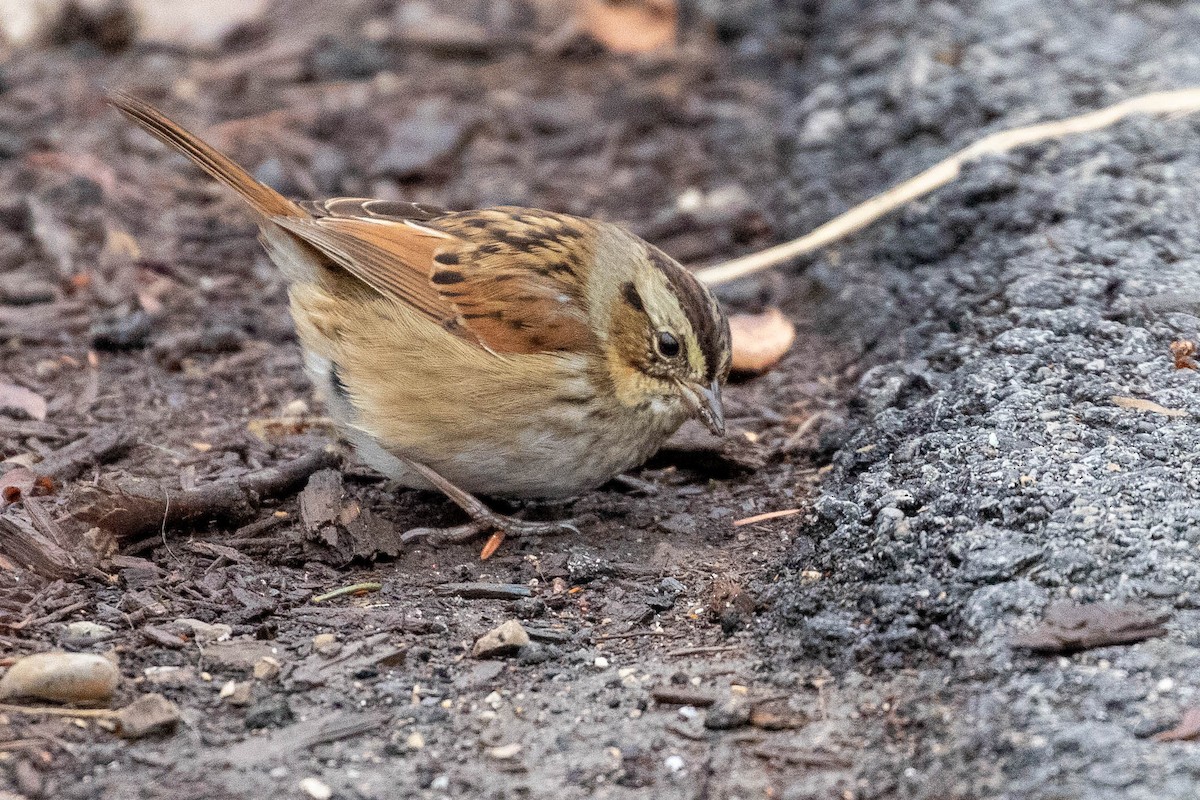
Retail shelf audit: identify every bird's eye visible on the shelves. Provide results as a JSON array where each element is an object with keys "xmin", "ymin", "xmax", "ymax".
[{"xmin": 656, "ymin": 331, "xmax": 681, "ymax": 358}]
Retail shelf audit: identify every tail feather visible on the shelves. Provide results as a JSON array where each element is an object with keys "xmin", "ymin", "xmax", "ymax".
[{"xmin": 108, "ymin": 92, "xmax": 304, "ymax": 219}]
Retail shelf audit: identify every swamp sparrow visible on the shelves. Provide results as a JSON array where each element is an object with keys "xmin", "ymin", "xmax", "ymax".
[{"xmin": 110, "ymin": 93, "xmax": 731, "ymax": 546}]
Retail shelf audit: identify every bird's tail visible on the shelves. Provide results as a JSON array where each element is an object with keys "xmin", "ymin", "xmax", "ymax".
[{"xmin": 108, "ymin": 92, "xmax": 305, "ymax": 219}]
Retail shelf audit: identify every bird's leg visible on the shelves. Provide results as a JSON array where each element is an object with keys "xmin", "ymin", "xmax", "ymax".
[{"xmin": 398, "ymin": 457, "xmax": 579, "ymax": 545}]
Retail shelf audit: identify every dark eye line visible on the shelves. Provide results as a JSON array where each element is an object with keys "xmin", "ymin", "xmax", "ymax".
[{"xmin": 621, "ymin": 282, "xmax": 644, "ymax": 312}]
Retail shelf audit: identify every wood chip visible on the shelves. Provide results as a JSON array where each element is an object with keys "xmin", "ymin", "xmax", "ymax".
[
  {"xmin": 579, "ymin": 0, "xmax": 677, "ymax": 54},
  {"xmin": 1111, "ymin": 396, "xmax": 1187, "ymax": 417},
  {"xmin": 434, "ymin": 582, "xmax": 532, "ymax": 600},
  {"xmin": 0, "ymin": 382, "xmax": 47, "ymax": 422},
  {"xmin": 1011, "ymin": 602, "xmax": 1170, "ymax": 654},
  {"xmin": 729, "ymin": 308, "xmax": 797, "ymax": 375},
  {"xmin": 75, "ymin": 447, "xmax": 340, "ymax": 540}
]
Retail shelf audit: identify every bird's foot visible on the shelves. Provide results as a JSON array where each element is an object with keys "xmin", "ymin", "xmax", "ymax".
[{"xmin": 401, "ymin": 511, "xmax": 580, "ymax": 547}]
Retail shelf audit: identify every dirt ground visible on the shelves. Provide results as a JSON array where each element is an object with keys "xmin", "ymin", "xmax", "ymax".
[
  {"xmin": 0, "ymin": 2, "xmax": 863, "ymax": 798},
  {"xmin": 6, "ymin": 1, "xmax": 1200, "ymax": 798}
]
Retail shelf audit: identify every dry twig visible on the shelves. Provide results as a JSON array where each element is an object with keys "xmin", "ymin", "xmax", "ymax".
[
  {"xmin": 76, "ymin": 447, "xmax": 340, "ymax": 540},
  {"xmin": 697, "ymin": 88, "xmax": 1200, "ymax": 285}
]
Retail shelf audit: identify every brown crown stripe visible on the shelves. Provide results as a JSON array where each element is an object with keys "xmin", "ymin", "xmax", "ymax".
[{"xmin": 645, "ymin": 245, "xmax": 729, "ymax": 382}]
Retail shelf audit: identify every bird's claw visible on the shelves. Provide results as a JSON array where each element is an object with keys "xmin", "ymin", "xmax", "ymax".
[{"xmin": 401, "ymin": 514, "xmax": 580, "ymax": 547}]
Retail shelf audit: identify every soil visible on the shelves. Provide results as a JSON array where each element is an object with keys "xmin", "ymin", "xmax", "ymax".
[{"xmin": 3, "ymin": 1, "xmax": 1200, "ymax": 799}]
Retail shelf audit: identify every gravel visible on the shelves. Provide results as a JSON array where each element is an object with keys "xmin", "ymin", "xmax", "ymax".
[{"xmin": 759, "ymin": 1, "xmax": 1200, "ymax": 797}]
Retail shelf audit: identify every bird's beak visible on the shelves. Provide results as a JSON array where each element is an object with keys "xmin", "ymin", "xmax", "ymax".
[{"xmin": 677, "ymin": 377, "xmax": 726, "ymax": 437}]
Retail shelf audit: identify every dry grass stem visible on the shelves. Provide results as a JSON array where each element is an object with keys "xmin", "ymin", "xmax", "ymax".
[{"xmin": 697, "ymin": 88, "xmax": 1200, "ymax": 286}]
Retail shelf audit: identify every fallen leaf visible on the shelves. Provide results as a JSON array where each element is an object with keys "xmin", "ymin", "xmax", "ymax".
[
  {"xmin": 1170, "ymin": 340, "xmax": 1198, "ymax": 370},
  {"xmin": 480, "ymin": 531, "xmax": 505, "ymax": 561},
  {"xmin": 1011, "ymin": 602, "xmax": 1170, "ymax": 654},
  {"xmin": 579, "ymin": 0, "xmax": 677, "ymax": 54},
  {"xmin": 1155, "ymin": 708, "xmax": 1200, "ymax": 742},
  {"xmin": 1111, "ymin": 396, "xmax": 1187, "ymax": 417},
  {"xmin": 730, "ymin": 308, "xmax": 797, "ymax": 375},
  {"xmin": 0, "ymin": 381, "xmax": 48, "ymax": 421},
  {"xmin": 0, "ymin": 467, "xmax": 37, "ymax": 508}
]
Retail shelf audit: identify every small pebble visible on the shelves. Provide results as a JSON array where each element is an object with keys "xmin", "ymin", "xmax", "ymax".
[
  {"xmin": 704, "ymin": 694, "xmax": 752, "ymax": 730},
  {"xmin": 299, "ymin": 777, "xmax": 333, "ymax": 800},
  {"xmin": 0, "ymin": 652, "xmax": 119, "ymax": 703},
  {"xmin": 254, "ymin": 656, "xmax": 282, "ymax": 681},
  {"xmin": 117, "ymin": 693, "xmax": 182, "ymax": 739},
  {"xmin": 312, "ymin": 633, "xmax": 340, "ymax": 656},
  {"xmin": 594, "ymin": 656, "xmax": 610, "ymax": 669},
  {"xmin": 219, "ymin": 680, "xmax": 253, "ymax": 706},
  {"xmin": 406, "ymin": 731, "xmax": 425, "ymax": 750},
  {"xmin": 472, "ymin": 620, "xmax": 530, "ymax": 659},
  {"xmin": 665, "ymin": 755, "xmax": 685, "ymax": 772},
  {"xmin": 489, "ymin": 742, "xmax": 522, "ymax": 760}
]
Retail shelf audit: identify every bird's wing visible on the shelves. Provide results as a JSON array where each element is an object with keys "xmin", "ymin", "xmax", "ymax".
[{"xmin": 275, "ymin": 204, "xmax": 597, "ymax": 355}]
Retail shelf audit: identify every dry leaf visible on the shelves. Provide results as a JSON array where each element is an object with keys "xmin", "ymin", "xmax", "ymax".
[
  {"xmin": 1170, "ymin": 340, "xmax": 1198, "ymax": 370},
  {"xmin": 1155, "ymin": 708, "xmax": 1200, "ymax": 742},
  {"xmin": 729, "ymin": 308, "xmax": 796, "ymax": 375},
  {"xmin": 0, "ymin": 381, "xmax": 48, "ymax": 421},
  {"xmin": 579, "ymin": 0, "xmax": 677, "ymax": 54},
  {"xmin": 480, "ymin": 531, "xmax": 505, "ymax": 561},
  {"xmin": 1, "ymin": 466, "xmax": 36, "ymax": 507},
  {"xmin": 1111, "ymin": 396, "xmax": 1187, "ymax": 418},
  {"xmin": 0, "ymin": 467, "xmax": 53, "ymax": 508}
]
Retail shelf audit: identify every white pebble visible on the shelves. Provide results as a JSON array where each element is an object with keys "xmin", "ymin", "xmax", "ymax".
[
  {"xmin": 594, "ymin": 656, "xmax": 609, "ymax": 669},
  {"xmin": 665, "ymin": 755, "xmax": 685, "ymax": 772},
  {"xmin": 298, "ymin": 777, "xmax": 332, "ymax": 800}
]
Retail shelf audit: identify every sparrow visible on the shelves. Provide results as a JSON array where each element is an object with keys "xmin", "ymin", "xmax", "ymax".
[{"xmin": 109, "ymin": 93, "xmax": 731, "ymax": 547}]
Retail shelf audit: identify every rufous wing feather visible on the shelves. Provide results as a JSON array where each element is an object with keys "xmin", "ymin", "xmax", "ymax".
[{"xmin": 111, "ymin": 94, "xmax": 598, "ymax": 356}]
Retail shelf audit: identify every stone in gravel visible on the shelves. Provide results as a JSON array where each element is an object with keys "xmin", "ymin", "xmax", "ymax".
[
  {"xmin": 253, "ymin": 657, "xmax": 282, "ymax": 682},
  {"xmin": 298, "ymin": 776, "xmax": 333, "ymax": 800},
  {"xmin": 0, "ymin": 652, "xmax": 119, "ymax": 703},
  {"xmin": 472, "ymin": 620, "xmax": 530, "ymax": 659},
  {"xmin": 305, "ymin": 35, "xmax": 383, "ymax": 82},
  {"xmin": 704, "ymin": 694, "xmax": 752, "ymax": 730},
  {"xmin": 245, "ymin": 696, "xmax": 294, "ymax": 729},
  {"xmin": 220, "ymin": 679, "xmax": 253, "ymax": 706},
  {"xmin": 657, "ymin": 513, "xmax": 696, "ymax": 536},
  {"xmin": 116, "ymin": 693, "xmax": 181, "ymax": 738},
  {"xmin": 312, "ymin": 633, "xmax": 340, "ymax": 657},
  {"xmin": 512, "ymin": 597, "xmax": 546, "ymax": 619},
  {"xmin": 516, "ymin": 643, "xmax": 555, "ymax": 665},
  {"xmin": 458, "ymin": 661, "xmax": 504, "ymax": 688},
  {"xmin": 488, "ymin": 743, "xmax": 522, "ymax": 760},
  {"xmin": 90, "ymin": 310, "xmax": 153, "ymax": 351},
  {"xmin": 566, "ymin": 546, "xmax": 613, "ymax": 583}
]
